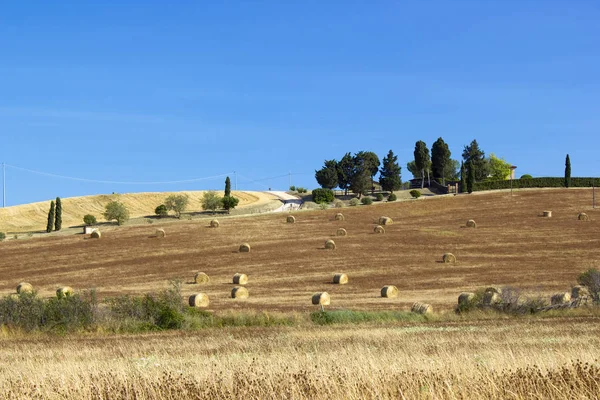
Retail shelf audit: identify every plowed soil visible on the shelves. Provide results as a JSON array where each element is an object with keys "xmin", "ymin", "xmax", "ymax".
[{"xmin": 1, "ymin": 189, "xmax": 598, "ymax": 312}]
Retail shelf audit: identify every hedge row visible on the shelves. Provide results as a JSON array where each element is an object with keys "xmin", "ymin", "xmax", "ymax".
[{"xmin": 473, "ymin": 177, "xmax": 600, "ymax": 192}]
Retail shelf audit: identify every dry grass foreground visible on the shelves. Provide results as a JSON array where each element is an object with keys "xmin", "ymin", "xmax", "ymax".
[
  {"xmin": 0, "ymin": 317, "xmax": 599, "ymax": 398},
  {"xmin": 0, "ymin": 188, "xmax": 599, "ymax": 312},
  {"xmin": 0, "ymin": 191, "xmax": 278, "ymax": 233}
]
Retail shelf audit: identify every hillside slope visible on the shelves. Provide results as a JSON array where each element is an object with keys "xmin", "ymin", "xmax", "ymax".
[{"xmin": 0, "ymin": 191, "xmax": 278, "ymax": 233}]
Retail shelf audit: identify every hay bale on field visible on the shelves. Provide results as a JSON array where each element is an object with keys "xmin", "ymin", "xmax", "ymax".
[
  {"xmin": 231, "ymin": 286, "xmax": 249, "ymax": 299},
  {"xmin": 210, "ymin": 219, "xmax": 220, "ymax": 228},
  {"xmin": 466, "ymin": 219, "xmax": 477, "ymax": 228},
  {"xmin": 411, "ymin": 302, "xmax": 433, "ymax": 314},
  {"xmin": 458, "ymin": 292, "xmax": 475, "ymax": 307},
  {"xmin": 239, "ymin": 243, "xmax": 251, "ymax": 252},
  {"xmin": 578, "ymin": 212, "xmax": 590, "ymax": 221},
  {"xmin": 333, "ymin": 273, "xmax": 348, "ymax": 284},
  {"xmin": 312, "ymin": 292, "xmax": 331, "ymax": 306},
  {"xmin": 56, "ymin": 286, "xmax": 74, "ymax": 297},
  {"xmin": 379, "ymin": 216, "xmax": 393, "ymax": 225},
  {"xmin": 287, "ymin": 215, "xmax": 296, "ymax": 223},
  {"xmin": 336, "ymin": 228, "xmax": 347, "ymax": 236},
  {"xmin": 188, "ymin": 293, "xmax": 209, "ymax": 307},
  {"xmin": 16, "ymin": 282, "xmax": 33, "ymax": 294},
  {"xmin": 374, "ymin": 225, "xmax": 385, "ymax": 234},
  {"xmin": 381, "ymin": 285, "xmax": 398, "ymax": 298},
  {"xmin": 483, "ymin": 291, "xmax": 501, "ymax": 305},
  {"xmin": 233, "ymin": 273, "xmax": 248, "ymax": 285},
  {"xmin": 571, "ymin": 285, "xmax": 589, "ymax": 299},
  {"xmin": 194, "ymin": 272, "xmax": 210, "ymax": 284},
  {"xmin": 551, "ymin": 292, "xmax": 571, "ymax": 305},
  {"xmin": 325, "ymin": 239, "xmax": 336, "ymax": 250},
  {"xmin": 155, "ymin": 228, "xmax": 166, "ymax": 238},
  {"xmin": 335, "ymin": 213, "xmax": 345, "ymax": 221},
  {"xmin": 542, "ymin": 210, "xmax": 552, "ymax": 218},
  {"xmin": 90, "ymin": 230, "xmax": 101, "ymax": 239},
  {"xmin": 442, "ymin": 253, "xmax": 456, "ymax": 263},
  {"xmin": 484, "ymin": 286, "xmax": 503, "ymax": 295}
]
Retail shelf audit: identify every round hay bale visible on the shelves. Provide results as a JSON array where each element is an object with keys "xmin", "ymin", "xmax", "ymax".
[
  {"xmin": 336, "ymin": 228, "xmax": 347, "ymax": 236},
  {"xmin": 381, "ymin": 285, "xmax": 398, "ymax": 298},
  {"xmin": 155, "ymin": 228, "xmax": 166, "ymax": 238},
  {"xmin": 233, "ymin": 273, "xmax": 248, "ymax": 285},
  {"xmin": 578, "ymin": 212, "xmax": 590, "ymax": 221},
  {"xmin": 239, "ymin": 243, "xmax": 251, "ymax": 252},
  {"xmin": 312, "ymin": 292, "xmax": 330, "ymax": 306},
  {"xmin": 411, "ymin": 302, "xmax": 433, "ymax": 314},
  {"xmin": 551, "ymin": 292, "xmax": 571, "ymax": 305},
  {"xmin": 56, "ymin": 286, "xmax": 74, "ymax": 297},
  {"xmin": 90, "ymin": 230, "xmax": 101, "ymax": 239},
  {"xmin": 542, "ymin": 210, "xmax": 552, "ymax": 218},
  {"xmin": 482, "ymin": 291, "xmax": 501, "ymax": 305},
  {"xmin": 571, "ymin": 285, "xmax": 589, "ymax": 299},
  {"xmin": 188, "ymin": 293, "xmax": 209, "ymax": 307},
  {"xmin": 442, "ymin": 253, "xmax": 456, "ymax": 263},
  {"xmin": 231, "ymin": 286, "xmax": 249, "ymax": 299},
  {"xmin": 466, "ymin": 220, "xmax": 477, "ymax": 228},
  {"xmin": 16, "ymin": 282, "xmax": 33, "ymax": 294},
  {"xmin": 374, "ymin": 225, "xmax": 385, "ymax": 234},
  {"xmin": 335, "ymin": 213, "xmax": 345, "ymax": 221},
  {"xmin": 379, "ymin": 216, "xmax": 393, "ymax": 225},
  {"xmin": 458, "ymin": 292, "xmax": 475, "ymax": 307},
  {"xmin": 484, "ymin": 286, "xmax": 503, "ymax": 295},
  {"xmin": 210, "ymin": 219, "xmax": 220, "ymax": 228},
  {"xmin": 333, "ymin": 273, "xmax": 348, "ymax": 284},
  {"xmin": 325, "ymin": 239, "xmax": 336, "ymax": 250},
  {"xmin": 286, "ymin": 215, "xmax": 296, "ymax": 224},
  {"xmin": 194, "ymin": 272, "xmax": 210, "ymax": 284}
]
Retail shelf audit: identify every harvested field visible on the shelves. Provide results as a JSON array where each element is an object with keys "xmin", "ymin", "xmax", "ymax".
[{"xmin": 0, "ymin": 189, "xmax": 599, "ymax": 312}]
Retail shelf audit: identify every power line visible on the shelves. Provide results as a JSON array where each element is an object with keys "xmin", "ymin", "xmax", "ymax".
[{"xmin": 5, "ymin": 164, "xmax": 233, "ymax": 185}]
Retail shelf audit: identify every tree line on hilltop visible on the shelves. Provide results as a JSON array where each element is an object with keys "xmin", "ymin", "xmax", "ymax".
[{"xmin": 315, "ymin": 139, "xmax": 518, "ymax": 196}]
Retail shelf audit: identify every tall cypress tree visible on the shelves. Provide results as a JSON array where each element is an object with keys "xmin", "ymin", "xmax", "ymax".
[
  {"xmin": 46, "ymin": 201, "xmax": 55, "ymax": 233},
  {"xmin": 55, "ymin": 197, "xmax": 62, "ymax": 231},
  {"xmin": 225, "ymin": 176, "xmax": 231, "ymax": 197},
  {"xmin": 460, "ymin": 161, "xmax": 466, "ymax": 193},
  {"xmin": 467, "ymin": 161, "xmax": 475, "ymax": 194},
  {"xmin": 565, "ymin": 154, "xmax": 571, "ymax": 188},
  {"xmin": 379, "ymin": 149, "xmax": 402, "ymax": 193}
]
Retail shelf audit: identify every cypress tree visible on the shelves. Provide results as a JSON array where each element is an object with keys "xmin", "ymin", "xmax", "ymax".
[
  {"xmin": 460, "ymin": 161, "xmax": 466, "ymax": 193},
  {"xmin": 46, "ymin": 201, "xmax": 55, "ymax": 233},
  {"xmin": 379, "ymin": 149, "xmax": 402, "ymax": 193},
  {"xmin": 467, "ymin": 161, "xmax": 475, "ymax": 194},
  {"xmin": 565, "ymin": 154, "xmax": 571, "ymax": 188},
  {"xmin": 55, "ymin": 197, "xmax": 62, "ymax": 231},
  {"xmin": 225, "ymin": 176, "xmax": 231, "ymax": 197}
]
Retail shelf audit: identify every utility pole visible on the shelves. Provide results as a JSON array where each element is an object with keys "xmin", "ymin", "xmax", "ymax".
[{"xmin": 2, "ymin": 162, "xmax": 5, "ymax": 208}]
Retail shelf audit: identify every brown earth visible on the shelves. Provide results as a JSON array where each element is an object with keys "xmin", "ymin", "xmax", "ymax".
[{"xmin": 0, "ymin": 188, "xmax": 598, "ymax": 312}]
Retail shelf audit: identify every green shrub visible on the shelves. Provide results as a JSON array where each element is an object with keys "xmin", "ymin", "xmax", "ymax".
[
  {"xmin": 376, "ymin": 193, "xmax": 384, "ymax": 201},
  {"xmin": 473, "ymin": 177, "xmax": 600, "ymax": 192},
  {"xmin": 103, "ymin": 201, "xmax": 130, "ymax": 225},
  {"xmin": 155, "ymin": 204, "xmax": 168, "ymax": 217},
  {"xmin": 388, "ymin": 193, "xmax": 397, "ymax": 202},
  {"xmin": 361, "ymin": 197, "xmax": 373, "ymax": 205},
  {"xmin": 349, "ymin": 198, "xmax": 359, "ymax": 206},
  {"xmin": 520, "ymin": 174, "xmax": 533, "ymax": 179},
  {"xmin": 310, "ymin": 310, "xmax": 422, "ymax": 325},
  {"xmin": 83, "ymin": 214, "xmax": 97, "ymax": 225},
  {"xmin": 319, "ymin": 202, "xmax": 329, "ymax": 210},
  {"xmin": 0, "ymin": 232, "xmax": 6, "ymax": 241},
  {"xmin": 289, "ymin": 185, "xmax": 296, "ymax": 191},
  {"xmin": 312, "ymin": 188, "xmax": 334, "ymax": 204},
  {"xmin": 578, "ymin": 268, "xmax": 600, "ymax": 303},
  {"xmin": 410, "ymin": 189, "xmax": 421, "ymax": 198},
  {"xmin": 296, "ymin": 187, "xmax": 307, "ymax": 193}
]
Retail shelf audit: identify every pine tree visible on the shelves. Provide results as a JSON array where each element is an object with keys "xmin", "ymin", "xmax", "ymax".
[
  {"xmin": 413, "ymin": 141, "xmax": 430, "ymax": 189},
  {"xmin": 336, "ymin": 153, "xmax": 354, "ymax": 195},
  {"xmin": 46, "ymin": 201, "xmax": 55, "ymax": 233},
  {"xmin": 54, "ymin": 197, "xmax": 62, "ymax": 231},
  {"xmin": 315, "ymin": 160, "xmax": 338, "ymax": 189},
  {"xmin": 379, "ymin": 150, "xmax": 402, "ymax": 193},
  {"xmin": 460, "ymin": 162, "xmax": 466, "ymax": 193},
  {"xmin": 431, "ymin": 137, "xmax": 451, "ymax": 185},
  {"xmin": 225, "ymin": 176, "xmax": 231, "ymax": 197},
  {"xmin": 467, "ymin": 161, "xmax": 475, "ymax": 194},
  {"xmin": 565, "ymin": 154, "xmax": 571, "ymax": 188},
  {"xmin": 462, "ymin": 139, "xmax": 488, "ymax": 181}
]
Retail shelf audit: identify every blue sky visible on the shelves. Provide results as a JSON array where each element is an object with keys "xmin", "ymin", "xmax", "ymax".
[{"xmin": 1, "ymin": 1, "xmax": 599, "ymax": 206}]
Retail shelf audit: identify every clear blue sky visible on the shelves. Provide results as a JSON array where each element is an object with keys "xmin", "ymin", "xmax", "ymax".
[{"xmin": 1, "ymin": 1, "xmax": 599, "ymax": 206}]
